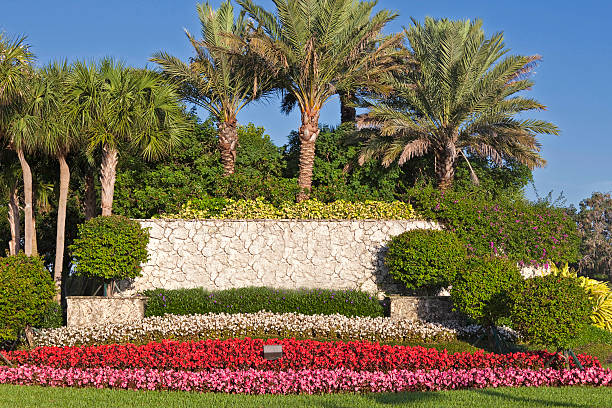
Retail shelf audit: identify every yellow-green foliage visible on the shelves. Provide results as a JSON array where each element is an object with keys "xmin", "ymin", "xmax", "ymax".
[
  {"xmin": 168, "ymin": 198, "xmax": 415, "ymax": 220},
  {"xmin": 551, "ymin": 263, "xmax": 612, "ymax": 332}
]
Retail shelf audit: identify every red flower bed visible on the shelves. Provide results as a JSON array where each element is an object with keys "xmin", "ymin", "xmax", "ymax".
[{"xmin": 4, "ymin": 338, "xmax": 599, "ymax": 372}]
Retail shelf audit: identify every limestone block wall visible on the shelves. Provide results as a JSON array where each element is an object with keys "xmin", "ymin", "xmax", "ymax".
[
  {"xmin": 121, "ymin": 219, "xmax": 440, "ymax": 295},
  {"xmin": 66, "ymin": 296, "xmax": 147, "ymax": 327}
]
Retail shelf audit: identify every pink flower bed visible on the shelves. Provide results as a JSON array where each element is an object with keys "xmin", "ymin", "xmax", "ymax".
[
  {"xmin": 4, "ymin": 338, "xmax": 599, "ymax": 371},
  {"xmin": 0, "ymin": 365, "xmax": 610, "ymax": 394}
]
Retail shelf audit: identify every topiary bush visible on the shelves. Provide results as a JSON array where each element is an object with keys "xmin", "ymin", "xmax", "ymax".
[
  {"xmin": 0, "ymin": 254, "xmax": 55, "ymax": 341},
  {"xmin": 385, "ymin": 229, "xmax": 467, "ymax": 294},
  {"xmin": 451, "ymin": 256, "xmax": 522, "ymax": 326},
  {"xmin": 510, "ymin": 275, "xmax": 593, "ymax": 350},
  {"xmin": 144, "ymin": 286, "xmax": 384, "ymax": 318},
  {"xmin": 70, "ymin": 216, "xmax": 149, "ymax": 296},
  {"xmin": 165, "ymin": 198, "xmax": 415, "ymax": 220}
]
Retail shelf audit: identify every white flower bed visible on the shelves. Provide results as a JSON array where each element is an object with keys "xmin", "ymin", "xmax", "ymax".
[{"xmin": 33, "ymin": 311, "xmax": 517, "ymax": 347}]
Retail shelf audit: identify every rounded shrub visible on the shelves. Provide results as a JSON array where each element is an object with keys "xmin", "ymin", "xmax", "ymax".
[
  {"xmin": 451, "ymin": 256, "xmax": 522, "ymax": 326},
  {"xmin": 385, "ymin": 229, "xmax": 467, "ymax": 293},
  {"xmin": 0, "ymin": 254, "xmax": 55, "ymax": 341},
  {"xmin": 510, "ymin": 274, "xmax": 593, "ymax": 350},
  {"xmin": 70, "ymin": 216, "xmax": 149, "ymax": 290}
]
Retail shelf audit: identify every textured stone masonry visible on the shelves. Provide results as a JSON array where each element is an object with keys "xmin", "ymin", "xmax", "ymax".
[
  {"xmin": 120, "ymin": 219, "xmax": 441, "ymax": 296},
  {"xmin": 66, "ymin": 296, "xmax": 147, "ymax": 327}
]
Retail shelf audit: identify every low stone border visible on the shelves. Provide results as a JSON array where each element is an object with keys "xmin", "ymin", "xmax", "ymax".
[
  {"xmin": 66, "ymin": 296, "xmax": 147, "ymax": 327},
  {"xmin": 389, "ymin": 296, "xmax": 464, "ymax": 322}
]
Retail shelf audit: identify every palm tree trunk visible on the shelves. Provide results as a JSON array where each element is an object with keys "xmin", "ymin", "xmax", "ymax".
[
  {"xmin": 435, "ymin": 142, "xmax": 457, "ymax": 191},
  {"xmin": 84, "ymin": 170, "xmax": 96, "ymax": 220},
  {"xmin": 100, "ymin": 143, "xmax": 118, "ymax": 216},
  {"xmin": 31, "ymin": 198, "xmax": 38, "ymax": 255},
  {"xmin": 218, "ymin": 118, "xmax": 238, "ymax": 176},
  {"xmin": 8, "ymin": 184, "xmax": 20, "ymax": 255},
  {"xmin": 53, "ymin": 152, "xmax": 70, "ymax": 303},
  {"xmin": 16, "ymin": 147, "xmax": 34, "ymax": 256},
  {"xmin": 339, "ymin": 91, "xmax": 356, "ymax": 124},
  {"xmin": 297, "ymin": 108, "xmax": 320, "ymax": 202}
]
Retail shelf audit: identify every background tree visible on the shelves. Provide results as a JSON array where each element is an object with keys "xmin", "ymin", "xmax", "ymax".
[
  {"xmin": 152, "ymin": 0, "xmax": 273, "ymax": 176},
  {"xmin": 577, "ymin": 192, "xmax": 612, "ymax": 281},
  {"xmin": 0, "ymin": 34, "xmax": 34, "ymax": 254},
  {"xmin": 239, "ymin": 0, "xmax": 401, "ymax": 200},
  {"xmin": 359, "ymin": 18, "xmax": 558, "ymax": 191},
  {"xmin": 66, "ymin": 59, "xmax": 190, "ymax": 216}
]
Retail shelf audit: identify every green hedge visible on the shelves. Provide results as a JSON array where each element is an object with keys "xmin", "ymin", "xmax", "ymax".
[
  {"xmin": 0, "ymin": 254, "xmax": 55, "ymax": 341},
  {"xmin": 408, "ymin": 184, "xmax": 580, "ymax": 265},
  {"xmin": 144, "ymin": 287, "xmax": 384, "ymax": 318},
  {"xmin": 385, "ymin": 229, "xmax": 467, "ymax": 293},
  {"xmin": 163, "ymin": 197, "xmax": 415, "ymax": 220}
]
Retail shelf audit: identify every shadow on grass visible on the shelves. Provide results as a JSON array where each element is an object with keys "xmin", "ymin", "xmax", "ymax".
[{"xmin": 472, "ymin": 388, "xmax": 593, "ymax": 408}]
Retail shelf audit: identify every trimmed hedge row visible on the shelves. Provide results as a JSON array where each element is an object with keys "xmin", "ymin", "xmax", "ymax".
[
  {"xmin": 144, "ymin": 287, "xmax": 384, "ymax": 318},
  {"xmin": 164, "ymin": 197, "xmax": 415, "ymax": 220}
]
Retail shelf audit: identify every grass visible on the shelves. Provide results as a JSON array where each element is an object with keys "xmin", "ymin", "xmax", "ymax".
[{"xmin": 1, "ymin": 385, "xmax": 611, "ymax": 408}]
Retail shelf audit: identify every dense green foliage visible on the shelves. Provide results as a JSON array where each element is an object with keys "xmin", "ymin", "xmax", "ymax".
[
  {"xmin": 451, "ymin": 257, "xmax": 522, "ymax": 326},
  {"xmin": 510, "ymin": 275, "xmax": 593, "ymax": 350},
  {"xmin": 385, "ymin": 230, "xmax": 467, "ymax": 293},
  {"xmin": 70, "ymin": 216, "xmax": 149, "ymax": 282},
  {"xmin": 409, "ymin": 184, "xmax": 580, "ymax": 265},
  {"xmin": 576, "ymin": 192, "xmax": 612, "ymax": 281},
  {"xmin": 0, "ymin": 254, "xmax": 55, "ymax": 341},
  {"xmin": 37, "ymin": 302, "xmax": 63, "ymax": 329},
  {"xmin": 169, "ymin": 197, "xmax": 415, "ymax": 220},
  {"xmin": 144, "ymin": 287, "xmax": 384, "ymax": 318}
]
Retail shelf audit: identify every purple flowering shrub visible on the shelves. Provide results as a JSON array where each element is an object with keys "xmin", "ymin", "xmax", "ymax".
[{"xmin": 409, "ymin": 185, "xmax": 580, "ymax": 266}]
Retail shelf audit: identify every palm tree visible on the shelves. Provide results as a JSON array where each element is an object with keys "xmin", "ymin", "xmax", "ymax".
[
  {"xmin": 358, "ymin": 18, "xmax": 559, "ymax": 191},
  {"xmin": 0, "ymin": 34, "xmax": 34, "ymax": 254},
  {"xmin": 238, "ymin": 0, "xmax": 400, "ymax": 201},
  {"xmin": 37, "ymin": 61, "xmax": 80, "ymax": 300},
  {"xmin": 67, "ymin": 59, "xmax": 190, "ymax": 216},
  {"xmin": 151, "ymin": 0, "xmax": 273, "ymax": 176},
  {"xmin": 0, "ymin": 151, "xmax": 22, "ymax": 255}
]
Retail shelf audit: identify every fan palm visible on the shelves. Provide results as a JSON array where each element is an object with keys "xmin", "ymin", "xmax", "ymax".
[
  {"xmin": 238, "ymin": 0, "xmax": 400, "ymax": 200},
  {"xmin": 0, "ymin": 34, "xmax": 34, "ymax": 254},
  {"xmin": 35, "ymin": 61, "xmax": 82, "ymax": 300},
  {"xmin": 152, "ymin": 0, "xmax": 273, "ymax": 176},
  {"xmin": 66, "ymin": 59, "xmax": 191, "ymax": 216},
  {"xmin": 359, "ymin": 18, "xmax": 559, "ymax": 191}
]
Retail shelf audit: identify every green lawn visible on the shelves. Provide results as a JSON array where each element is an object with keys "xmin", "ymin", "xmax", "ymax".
[{"xmin": 1, "ymin": 385, "xmax": 610, "ymax": 408}]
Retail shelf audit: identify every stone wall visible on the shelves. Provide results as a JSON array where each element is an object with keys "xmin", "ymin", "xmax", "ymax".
[
  {"xmin": 120, "ymin": 219, "xmax": 440, "ymax": 295},
  {"xmin": 66, "ymin": 296, "xmax": 147, "ymax": 327},
  {"xmin": 389, "ymin": 296, "xmax": 464, "ymax": 322}
]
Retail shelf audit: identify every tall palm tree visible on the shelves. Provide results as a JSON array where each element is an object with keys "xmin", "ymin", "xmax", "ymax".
[
  {"xmin": 0, "ymin": 34, "xmax": 34, "ymax": 254},
  {"xmin": 358, "ymin": 18, "xmax": 559, "ymax": 190},
  {"xmin": 67, "ymin": 59, "xmax": 191, "ymax": 216},
  {"xmin": 151, "ymin": 0, "xmax": 273, "ymax": 176},
  {"xmin": 238, "ymin": 0, "xmax": 400, "ymax": 201},
  {"xmin": 37, "ymin": 61, "xmax": 79, "ymax": 300}
]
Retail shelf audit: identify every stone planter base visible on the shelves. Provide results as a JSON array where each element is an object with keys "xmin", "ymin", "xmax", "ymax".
[
  {"xmin": 389, "ymin": 296, "xmax": 461, "ymax": 322},
  {"xmin": 66, "ymin": 296, "xmax": 147, "ymax": 327}
]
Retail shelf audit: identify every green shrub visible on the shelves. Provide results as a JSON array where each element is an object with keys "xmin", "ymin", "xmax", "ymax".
[
  {"xmin": 510, "ymin": 275, "xmax": 593, "ymax": 350},
  {"xmin": 70, "ymin": 216, "xmax": 149, "ymax": 286},
  {"xmin": 408, "ymin": 184, "xmax": 580, "ymax": 265},
  {"xmin": 37, "ymin": 302, "xmax": 63, "ymax": 329},
  {"xmin": 451, "ymin": 256, "xmax": 522, "ymax": 326},
  {"xmin": 166, "ymin": 198, "xmax": 415, "ymax": 220},
  {"xmin": 144, "ymin": 286, "xmax": 384, "ymax": 318},
  {"xmin": 0, "ymin": 254, "xmax": 55, "ymax": 341},
  {"xmin": 385, "ymin": 229, "xmax": 467, "ymax": 293}
]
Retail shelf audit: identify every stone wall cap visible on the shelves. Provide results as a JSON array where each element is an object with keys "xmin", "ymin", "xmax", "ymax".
[
  {"xmin": 389, "ymin": 295, "xmax": 451, "ymax": 300},
  {"xmin": 66, "ymin": 296, "xmax": 148, "ymax": 300},
  {"xmin": 135, "ymin": 218, "xmax": 431, "ymax": 222}
]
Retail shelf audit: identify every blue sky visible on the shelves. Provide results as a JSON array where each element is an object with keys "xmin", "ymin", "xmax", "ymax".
[{"xmin": 2, "ymin": 0, "xmax": 610, "ymax": 204}]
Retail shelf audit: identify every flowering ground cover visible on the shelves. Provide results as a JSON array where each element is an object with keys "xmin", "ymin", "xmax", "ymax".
[
  {"xmin": 0, "ymin": 365, "xmax": 610, "ymax": 394},
  {"xmin": 4, "ymin": 338, "xmax": 599, "ymax": 371},
  {"xmin": 32, "ymin": 311, "xmax": 471, "ymax": 347}
]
